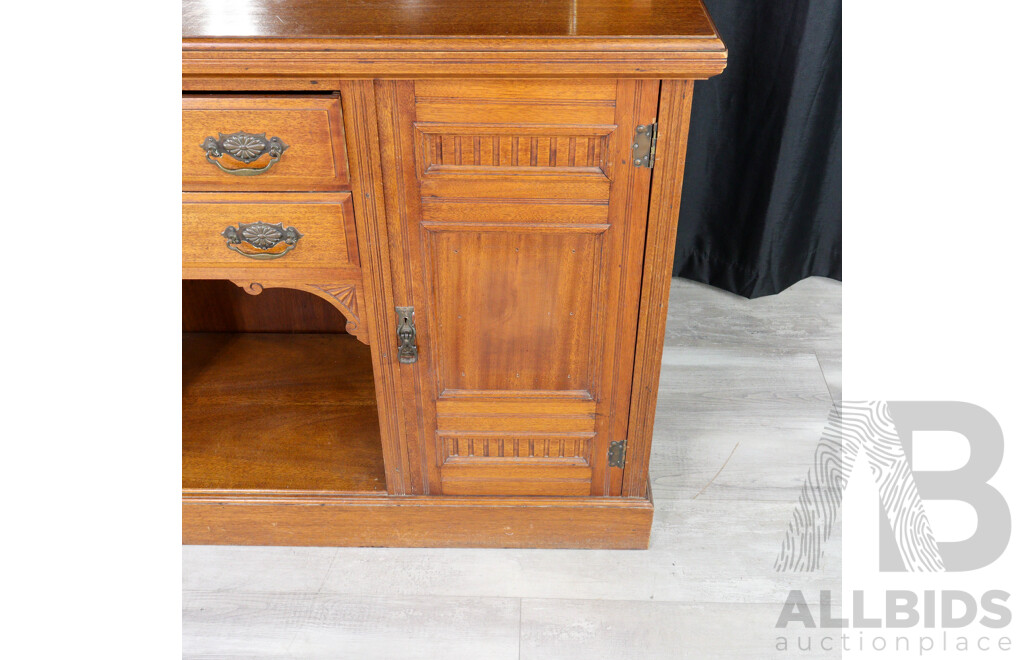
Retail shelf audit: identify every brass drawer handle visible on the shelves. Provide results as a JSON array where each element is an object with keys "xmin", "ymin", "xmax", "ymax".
[
  {"xmin": 222, "ymin": 221, "xmax": 303, "ymax": 260},
  {"xmin": 201, "ymin": 131, "xmax": 289, "ymax": 176}
]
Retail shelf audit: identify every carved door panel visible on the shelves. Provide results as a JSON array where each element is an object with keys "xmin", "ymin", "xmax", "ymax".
[{"xmin": 378, "ymin": 79, "xmax": 659, "ymax": 496}]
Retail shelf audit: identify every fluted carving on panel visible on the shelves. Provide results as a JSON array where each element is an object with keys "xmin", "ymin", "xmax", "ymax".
[
  {"xmin": 440, "ymin": 434, "xmax": 593, "ymax": 464},
  {"xmin": 417, "ymin": 129, "xmax": 613, "ymax": 177}
]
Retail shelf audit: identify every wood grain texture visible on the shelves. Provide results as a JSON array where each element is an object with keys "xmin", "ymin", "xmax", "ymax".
[
  {"xmin": 599, "ymin": 78, "xmax": 661, "ymax": 496},
  {"xmin": 182, "ymin": 279, "xmax": 350, "ymax": 334},
  {"xmin": 185, "ymin": 500, "xmax": 838, "ymax": 603},
  {"xmin": 340, "ymin": 79, "xmax": 418, "ymax": 495},
  {"xmin": 371, "ymin": 79, "xmax": 434, "ymax": 495},
  {"xmin": 180, "ymin": 5, "xmax": 729, "ymax": 545},
  {"xmin": 183, "ymin": 77, "xmax": 343, "ymax": 92},
  {"xmin": 621, "ymin": 79, "xmax": 695, "ymax": 498},
  {"xmin": 374, "ymin": 79, "xmax": 441, "ymax": 495},
  {"xmin": 181, "ymin": 192, "xmax": 359, "ymax": 272},
  {"xmin": 429, "ymin": 229, "xmax": 599, "ymax": 392},
  {"xmin": 376, "ymin": 78, "xmax": 659, "ymax": 498},
  {"xmin": 182, "ymin": 95, "xmax": 348, "ymax": 191},
  {"xmin": 183, "ymin": 333, "xmax": 386, "ymax": 494},
  {"xmin": 220, "ymin": 281, "xmax": 367, "ymax": 343},
  {"xmin": 183, "ymin": 0, "xmax": 720, "ymax": 40},
  {"xmin": 415, "ymin": 79, "xmax": 617, "ymax": 101},
  {"xmin": 440, "ymin": 462, "xmax": 593, "ymax": 496},
  {"xmin": 181, "ymin": 1, "xmax": 727, "ymax": 79},
  {"xmin": 183, "ymin": 487, "xmax": 654, "ymax": 548},
  {"xmin": 182, "ymin": 52, "xmax": 727, "ymax": 81}
]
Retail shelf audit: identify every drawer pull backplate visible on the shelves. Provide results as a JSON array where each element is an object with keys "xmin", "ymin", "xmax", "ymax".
[
  {"xmin": 396, "ymin": 306, "xmax": 419, "ymax": 364},
  {"xmin": 201, "ymin": 131, "xmax": 289, "ymax": 176},
  {"xmin": 222, "ymin": 221, "xmax": 303, "ymax": 260}
]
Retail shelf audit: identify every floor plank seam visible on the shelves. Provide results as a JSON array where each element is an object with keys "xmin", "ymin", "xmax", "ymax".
[
  {"xmin": 518, "ymin": 598, "xmax": 523, "ymax": 660},
  {"xmin": 182, "ymin": 591, "xmax": 837, "ymax": 607}
]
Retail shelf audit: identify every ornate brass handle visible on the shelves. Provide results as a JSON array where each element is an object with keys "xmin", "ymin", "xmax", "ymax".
[
  {"xmin": 222, "ymin": 221, "xmax": 303, "ymax": 260},
  {"xmin": 396, "ymin": 306, "xmax": 418, "ymax": 364},
  {"xmin": 201, "ymin": 131, "xmax": 289, "ymax": 176}
]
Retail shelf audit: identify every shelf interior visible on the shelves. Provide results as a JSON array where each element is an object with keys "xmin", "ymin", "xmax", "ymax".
[{"xmin": 183, "ymin": 332, "xmax": 387, "ymax": 494}]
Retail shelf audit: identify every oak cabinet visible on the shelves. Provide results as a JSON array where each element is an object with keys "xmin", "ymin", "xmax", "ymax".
[{"xmin": 181, "ymin": 0, "xmax": 726, "ymax": 548}]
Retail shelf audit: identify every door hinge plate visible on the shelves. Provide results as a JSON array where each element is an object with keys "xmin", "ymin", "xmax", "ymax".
[
  {"xmin": 631, "ymin": 122, "xmax": 657, "ymax": 168},
  {"xmin": 608, "ymin": 440, "xmax": 626, "ymax": 468}
]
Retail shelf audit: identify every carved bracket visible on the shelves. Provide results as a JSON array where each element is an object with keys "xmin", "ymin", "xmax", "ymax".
[{"xmin": 230, "ymin": 281, "xmax": 367, "ymax": 345}]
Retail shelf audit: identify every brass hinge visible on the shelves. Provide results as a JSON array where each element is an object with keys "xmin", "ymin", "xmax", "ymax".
[
  {"xmin": 631, "ymin": 122, "xmax": 658, "ymax": 169},
  {"xmin": 608, "ymin": 440, "xmax": 626, "ymax": 468}
]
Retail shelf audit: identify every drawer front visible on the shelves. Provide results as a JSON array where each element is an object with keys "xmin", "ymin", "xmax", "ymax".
[
  {"xmin": 182, "ymin": 193, "xmax": 360, "ymax": 276},
  {"xmin": 183, "ymin": 96, "xmax": 349, "ymax": 191}
]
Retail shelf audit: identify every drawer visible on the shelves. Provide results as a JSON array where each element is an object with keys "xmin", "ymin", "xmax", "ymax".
[
  {"xmin": 182, "ymin": 193, "xmax": 360, "ymax": 278},
  {"xmin": 182, "ymin": 96, "xmax": 349, "ymax": 191}
]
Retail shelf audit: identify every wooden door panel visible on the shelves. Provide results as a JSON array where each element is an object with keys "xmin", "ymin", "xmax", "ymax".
[
  {"xmin": 427, "ymin": 228, "xmax": 601, "ymax": 393},
  {"xmin": 379, "ymin": 79, "xmax": 658, "ymax": 496},
  {"xmin": 436, "ymin": 398, "xmax": 596, "ymax": 433}
]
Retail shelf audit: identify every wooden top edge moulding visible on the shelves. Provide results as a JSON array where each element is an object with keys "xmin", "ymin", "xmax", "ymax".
[{"xmin": 182, "ymin": 0, "xmax": 727, "ymax": 79}]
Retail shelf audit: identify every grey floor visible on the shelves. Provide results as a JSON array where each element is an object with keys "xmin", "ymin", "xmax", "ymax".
[{"xmin": 183, "ymin": 276, "xmax": 842, "ymax": 659}]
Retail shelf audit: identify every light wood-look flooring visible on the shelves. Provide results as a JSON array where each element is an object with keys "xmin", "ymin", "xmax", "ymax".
[{"xmin": 183, "ymin": 276, "xmax": 842, "ymax": 659}]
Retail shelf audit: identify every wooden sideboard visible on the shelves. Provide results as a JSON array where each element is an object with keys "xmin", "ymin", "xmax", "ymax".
[{"xmin": 182, "ymin": 0, "xmax": 727, "ymax": 548}]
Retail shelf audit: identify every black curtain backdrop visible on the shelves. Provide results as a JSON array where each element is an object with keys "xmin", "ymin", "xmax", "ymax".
[{"xmin": 674, "ymin": 0, "xmax": 841, "ymax": 298}]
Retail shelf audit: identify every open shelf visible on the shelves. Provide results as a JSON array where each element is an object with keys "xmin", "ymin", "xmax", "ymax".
[{"xmin": 183, "ymin": 332, "xmax": 386, "ymax": 494}]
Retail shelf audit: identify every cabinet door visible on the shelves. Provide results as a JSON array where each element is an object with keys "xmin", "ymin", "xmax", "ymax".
[{"xmin": 378, "ymin": 79, "xmax": 659, "ymax": 496}]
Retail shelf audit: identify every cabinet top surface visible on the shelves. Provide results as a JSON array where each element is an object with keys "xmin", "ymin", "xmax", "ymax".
[{"xmin": 183, "ymin": 0, "xmax": 721, "ymax": 47}]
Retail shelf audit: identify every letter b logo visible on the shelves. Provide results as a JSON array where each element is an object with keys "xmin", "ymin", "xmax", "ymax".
[
  {"xmin": 775, "ymin": 401, "xmax": 1011, "ymax": 573},
  {"xmin": 884, "ymin": 402, "xmax": 1011, "ymax": 571}
]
